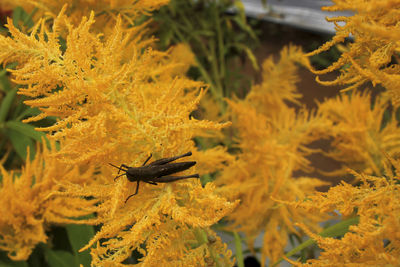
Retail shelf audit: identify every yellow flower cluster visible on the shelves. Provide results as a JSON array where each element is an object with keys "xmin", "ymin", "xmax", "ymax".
[
  {"xmin": 317, "ymin": 90, "xmax": 400, "ymax": 176},
  {"xmin": 307, "ymin": 0, "xmax": 400, "ymax": 104},
  {"xmin": 1, "ymin": 0, "xmax": 168, "ymax": 27},
  {"xmin": 1, "ymin": 8, "xmax": 222, "ymax": 166},
  {"xmin": 215, "ymin": 34, "xmax": 400, "ymax": 265},
  {"xmin": 0, "ymin": 142, "xmax": 97, "ymax": 260},
  {"xmin": 2, "ymin": 0, "xmax": 400, "ymax": 266},
  {"xmin": 292, "ymin": 159, "xmax": 400, "ymax": 266},
  {"xmin": 287, "ymin": 0, "xmax": 400, "ymax": 265},
  {"xmin": 216, "ymin": 46, "xmax": 330, "ymax": 265},
  {"xmin": 0, "ymin": 3, "xmax": 237, "ymax": 266}
]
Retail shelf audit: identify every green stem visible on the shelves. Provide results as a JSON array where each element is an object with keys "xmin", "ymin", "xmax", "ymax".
[
  {"xmin": 163, "ymin": 3, "xmax": 227, "ymax": 114},
  {"xmin": 213, "ymin": 3, "xmax": 225, "ymax": 85},
  {"xmin": 194, "ymin": 228, "xmax": 222, "ymax": 267}
]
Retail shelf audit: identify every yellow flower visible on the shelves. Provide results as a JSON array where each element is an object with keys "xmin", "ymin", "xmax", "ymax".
[
  {"xmin": 293, "ymin": 158, "xmax": 400, "ymax": 266},
  {"xmin": 317, "ymin": 90, "xmax": 400, "ymax": 176},
  {"xmin": 247, "ymin": 46, "xmax": 305, "ymax": 110},
  {"xmin": 198, "ymin": 91, "xmax": 224, "ymax": 123},
  {"xmin": 78, "ymin": 182, "xmax": 237, "ymax": 266},
  {"xmin": 0, "ymin": 9, "xmax": 228, "ymax": 166},
  {"xmin": 0, "ymin": 142, "xmax": 97, "ymax": 261},
  {"xmin": 2, "ymin": 0, "xmax": 169, "ymax": 27},
  {"xmin": 306, "ymin": 0, "xmax": 400, "ymax": 104},
  {"xmin": 0, "ymin": 8, "xmax": 237, "ymax": 265},
  {"xmin": 167, "ymin": 43, "xmax": 196, "ymax": 77},
  {"xmin": 216, "ymin": 46, "xmax": 330, "ymax": 265},
  {"xmin": 0, "ymin": 157, "xmax": 47, "ymax": 261}
]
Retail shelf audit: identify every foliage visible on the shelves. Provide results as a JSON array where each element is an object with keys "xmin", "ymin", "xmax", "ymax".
[
  {"xmin": 0, "ymin": 2, "xmax": 236, "ymax": 266},
  {"xmin": 1, "ymin": 0, "xmax": 400, "ymax": 266},
  {"xmin": 152, "ymin": 0, "xmax": 259, "ymax": 113},
  {"xmin": 0, "ymin": 7, "xmax": 52, "ymax": 169}
]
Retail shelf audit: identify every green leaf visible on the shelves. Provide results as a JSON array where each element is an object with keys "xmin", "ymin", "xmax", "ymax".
[
  {"xmin": 233, "ymin": 0, "xmax": 246, "ymax": 22},
  {"xmin": 0, "ymin": 26, "xmax": 7, "ymax": 34},
  {"xmin": 66, "ymin": 224, "xmax": 94, "ymax": 266},
  {"xmin": 22, "ymin": 7, "xmax": 37, "ymax": 29},
  {"xmin": 5, "ymin": 120, "xmax": 45, "ymax": 141},
  {"xmin": 0, "ymin": 89, "xmax": 17, "ymax": 123},
  {"xmin": 12, "ymin": 7, "xmax": 33, "ymax": 30},
  {"xmin": 271, "ymin": 217, "xmax": 360, "ymax": 266},
  {"xmin": 44, "ymin": 249, "xmax": 77, "ymax": 267},
  {"xmin": 317, "ymin": 217, "xmax": 359, "ymax": 237},
  {"xmin": 8, "ymin": 128, "xmax": 35, "ymax": 161},
  {"xmin": 200, "ymin": 174, "xmax": 214, "ymax": 186},
  {"xmin": 0, "ymin": 62, "xmax": 18, "ymax": 93},
  {"xmin": 15, "ymin": 106, "xmax": 41, "ymax": 121},
  {"xmin": 0, "ymin": 75, "xmax": 12, "ymax": 93},
  {"xmin": 11, "ymin": 96, "xmax": 26, "ymax": 120},
  {"xmin": 193, "ymin": 30, "xmax": 215, "ymax": 37},
  {"xmin": 231, "ymin": 16, "xmax": 257, "ymax": 41},
  {"xmin": 58, "ymin": 36, "xmax": 67, "ymax": 53},
  {"xmin": 0, "ymin": 260, "xmax": 28, "ymax": 267},
  {"xmin": 232, "ymin": 43, "xmax": 259, "ymax": 71},
  {"xmin": 12, "ymin": 7, "xmax": 23, "ymax": 29},
  {"xmin": 396, "ymin": 106, "xmax": 400, "ymax": 123},
  {"xmin": 233, "ymin": 232, "xmax": 244, "ymax": 267},
  {"xmin": 0, "ymin": 62, "xmax": 18, "ymax": 77}
]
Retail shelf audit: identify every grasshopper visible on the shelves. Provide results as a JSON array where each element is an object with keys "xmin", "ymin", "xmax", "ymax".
[{"xmin": 110, "ymin": 151, "xmax": 199, "ymax": 202}]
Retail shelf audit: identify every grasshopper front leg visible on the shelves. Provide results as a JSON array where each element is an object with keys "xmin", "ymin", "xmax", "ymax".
[{"xmin": 125, "ymin": 181, "xmax": 140, "ymax": 203}]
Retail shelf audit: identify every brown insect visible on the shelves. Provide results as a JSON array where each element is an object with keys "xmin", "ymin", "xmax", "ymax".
[{"xmin": 110, "ymin": 152, "xmax": 199, "ymax": 202}]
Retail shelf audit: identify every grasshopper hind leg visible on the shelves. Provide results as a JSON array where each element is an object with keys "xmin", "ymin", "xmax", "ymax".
[
  {"xmin": 149, "ymin": 151, "xmax": 192, "ymax": 166},
  {"xmin": 155, "ymin": 174, "xmax": 199, "ymax": 183}
]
